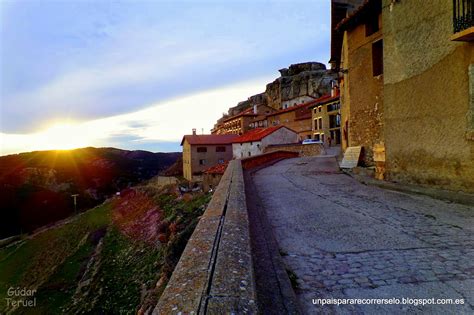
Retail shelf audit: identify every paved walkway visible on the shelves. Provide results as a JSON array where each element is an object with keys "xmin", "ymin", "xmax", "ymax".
[{"xmin": 251, "ymin": 156, "xmax": 474, "ymax": 314}]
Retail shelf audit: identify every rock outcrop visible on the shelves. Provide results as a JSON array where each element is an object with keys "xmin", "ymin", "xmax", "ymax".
[
  {"xmin": 265, "ymin": 62, "xmax": 338, "ymax": 109},
  {"xmin": 224, "ymin": 62, "xmax": 337, "ymax": 116}
]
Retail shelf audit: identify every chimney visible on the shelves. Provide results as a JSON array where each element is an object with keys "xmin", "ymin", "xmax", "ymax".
[
  {"xmin": 192, "ymin": 128, "xmax": 196, "ymax": 135},
  {"xmin": 253, "ymin": 104, "xmax": 257, "ymax": 114}
]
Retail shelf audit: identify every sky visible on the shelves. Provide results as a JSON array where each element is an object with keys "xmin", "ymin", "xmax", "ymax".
[{"xmin": 0, "ymin": 0, "xmax": 330, "ymax": 155}]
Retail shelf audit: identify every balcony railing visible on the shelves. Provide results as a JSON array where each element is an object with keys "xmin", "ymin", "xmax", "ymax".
[{"xmin": 454, "ymin": 0, "xmax": 474, "ymax": 33}]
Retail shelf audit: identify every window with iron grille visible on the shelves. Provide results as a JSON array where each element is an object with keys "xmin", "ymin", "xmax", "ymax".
[{"xmin": 453, "ymin": 0, "xmax": 474, "ymax": 33}]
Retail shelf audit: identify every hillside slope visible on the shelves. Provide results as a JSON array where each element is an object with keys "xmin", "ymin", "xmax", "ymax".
[
  {"xmin": 0, "ymin": 179, "xmax": 210, "ymax": 314},
  {"xmin": 0, "ymin": 147, "xmax": 181, "ymax": 239}
]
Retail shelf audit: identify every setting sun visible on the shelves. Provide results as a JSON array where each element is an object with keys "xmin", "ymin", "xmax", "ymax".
[{"xmin": 37, "ymin": 122, "xmax": 92, "ymax": 150}]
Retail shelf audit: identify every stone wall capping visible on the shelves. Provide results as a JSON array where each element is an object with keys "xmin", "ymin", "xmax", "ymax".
[{"xmin": 154, "ymin": 160, "xmax": 257, "ymax": 314}]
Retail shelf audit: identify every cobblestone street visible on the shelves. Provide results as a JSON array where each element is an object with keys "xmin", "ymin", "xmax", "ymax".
[{"xmin": 251, "ymin": 156, "xmax": 474, "ymax": 314}]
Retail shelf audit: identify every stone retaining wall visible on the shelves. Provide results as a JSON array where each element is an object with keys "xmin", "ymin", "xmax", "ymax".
[
  {"xmin": 154, "ymin": 160, "xmax": 256, "ymax": 314},
  {"xmin": 264, "ymin": 143, "xmax": 324, "ymax": 157},
  {"xmin": 155, "ymin": 153, "xmax": 299, "ymax": 314}
]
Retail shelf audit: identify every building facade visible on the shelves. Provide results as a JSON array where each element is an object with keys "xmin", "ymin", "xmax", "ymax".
[
  {"xmin": 232, "ymin": 126, "xmax": 298, "ymax": 159},
  {"xmin": 181, "ymin": 131, "xmax": 237, "ymax": 181},
  {"xmin": 382, "ymin": 0, "xmax": 474, "ymax": 192},
  {"xmin": 212, "ymin": 104, "xmax": 274, "ymax": 135},
  {"xmin": 266, "ymin": 103, "xmax": 314, "ymax": 141},
  {"xmin": 309, "ymin": 94, "xmax": 341, "ymax": 145},
  {"xmin": 338, "ymin": 0, "xmax": 384, "ymax": 166}
]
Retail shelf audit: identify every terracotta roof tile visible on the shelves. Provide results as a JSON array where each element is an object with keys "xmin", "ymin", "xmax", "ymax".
[
  {"xmin": 232, "ymin": 126, "xmax": 296, "ymax": 143},
  {"xmin": 203, "ymin": 161, "xmax": 229, "ymax": 174},
  {"xmin": 180, "ymin": 134, "xmax": 238, "ymax": 146}
]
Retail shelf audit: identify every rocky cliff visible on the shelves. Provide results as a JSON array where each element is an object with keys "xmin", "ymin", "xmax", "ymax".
[
  {"xmin": 265, "ymin": 62, "xmax": 338, "ymax": 109},
  {"xmin": 225, "ymin": 62, "xmax": 337, "ymax": 116}
]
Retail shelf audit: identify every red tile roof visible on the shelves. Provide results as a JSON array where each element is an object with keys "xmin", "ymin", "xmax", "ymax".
[
  {"xmin": 266, "ymin": 102, "xmax": 309, "ymax": 117},
  {"xmin": 307, "ymin": 94, "xmax": 340, "ymax": 108},
  {"xmin": 265, "ymin": 94, "xmax": 338, "ymax": 117},
  {"xmin": 232, "ymin": 126, "xmax": 296, "ymax": 143},
  {"xmin": 180, "ymin": 134, "xmax": 238, "ymax": 146},
  {"xmin": 203, "ymin": 161, "xmax": 229, "ymax": 174}
]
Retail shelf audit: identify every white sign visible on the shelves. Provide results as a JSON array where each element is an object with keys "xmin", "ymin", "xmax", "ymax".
[{"xmin": 340, "ymin": 146, "xmax": 362, "ymax": 169}]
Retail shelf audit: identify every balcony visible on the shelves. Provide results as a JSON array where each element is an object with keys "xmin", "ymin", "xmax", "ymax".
[{"xmin": 452, "ymin": 0, "xmax": 474, "ymax": 41}]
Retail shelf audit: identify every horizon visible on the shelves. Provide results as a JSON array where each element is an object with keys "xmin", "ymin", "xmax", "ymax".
[{"xmin": 0, "ymin": 0, "xmax": 331, "ymax": 155}]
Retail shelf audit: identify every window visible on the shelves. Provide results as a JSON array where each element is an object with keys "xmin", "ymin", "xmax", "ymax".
[
  {"xmin": 314, "ymin": 134, "xmax": 320, "ymax": 141},
  {"xmin": 216, "ymin": 146, "xmax": 226, "ymax": 152},
  {"xmin": 199, "ymin": 159, "xmax": 206, "ymax": 165},
  {"xmin": 218, "ymin": 159, "xmax": 224, "ymax": 164},
  {"xmin": 248, "ymin": 152, "xmax": 251, "ymax": 157},
  {"xmin": 365, "ymin": 13, "xmax": 379, "ymax": 36},
  {"xmin": 314, "ymin": 119, "xmax": 318, "ymax": 130},
  {"xmin": 318, "ymin": 106, "xmax": 322, "ymax": 112},
  {"xmin": 372, "ymin": 40, "xmax": 383, "ymax": 76},
  {"xmin": 319, "ymin": 118, "xmax": 323, "ymax": 129},
  {"xmin": 197, "ymin": 147, "xmax": 207, "ymax": 153}
]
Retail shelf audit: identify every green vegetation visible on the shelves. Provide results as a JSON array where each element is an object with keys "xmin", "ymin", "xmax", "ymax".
[{"xmin": 0, "ymin": 180, "xmax": 211, "ymax": 314}]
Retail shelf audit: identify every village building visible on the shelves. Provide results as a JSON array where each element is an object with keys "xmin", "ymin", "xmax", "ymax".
[
  {"xmin": 212, "ymin": 104, "xmax": 274, "ymax": 135},
  {"xmin": 281, "ymin": 95, "xmax": 316, "ymax": 109},
  {"xmin": 181, "ymin": 130, "xmax": 237, "ymax": 181},
  {"xmin": 309, "ymin": 93, "xmax": 341, "ymax": 145},
  {"xmin": 381, "ymin": 0, "xmax": 474, "ymax": 192},
  {"xmin": 329, "ymin": 0, "xmax": 365, "ymax": 70},
  {"xmin": 265, "ymin": 103, "xmax": 313, "ymax": 141},
  {"xmin": 337, "ymin": 0, "xmax": 384, "ymax": 166},
  {"xmin": 202, "ymin": 161, "xmax": 229, "ymax": 193},
  {"xmin": 232, "ymin": 126, "xmax": 298, "ymax": 159}
]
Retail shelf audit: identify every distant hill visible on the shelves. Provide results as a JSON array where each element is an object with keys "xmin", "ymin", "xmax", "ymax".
[{"xmin": 0, "ymin": 147, "xmax": 181, "ymax": 239}]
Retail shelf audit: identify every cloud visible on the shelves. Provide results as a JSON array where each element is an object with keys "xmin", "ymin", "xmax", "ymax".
[
  {"xmin": 0, "ymin": 76, "xmax": 272, "ymax": 155},
  {"xmin": 1, "ymin": 0, "xmax": 330, "ymax": 134}
]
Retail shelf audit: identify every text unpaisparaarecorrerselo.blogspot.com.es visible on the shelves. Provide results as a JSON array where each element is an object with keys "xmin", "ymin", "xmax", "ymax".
[{"xmin": 5, "ymin": 287, "xmax": 37, "ymax": 309}]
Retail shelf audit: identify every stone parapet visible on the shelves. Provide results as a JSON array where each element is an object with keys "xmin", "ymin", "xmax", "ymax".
[
  {"xmin": 154, "ymin": 160, "xmax": 257, "ymax": 314},
  {"xmin": 264, "ymin": 143, "xmax": 324, "ymax": 157}
]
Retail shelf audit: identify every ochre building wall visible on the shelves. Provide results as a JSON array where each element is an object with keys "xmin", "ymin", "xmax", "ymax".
[
  {"xmin": 382, "ymin": 0, "xmax": 474, "ymax": 192},
  {"xmin": 341, "ymin": 13, "xmax": 384, "ymax": 165}
]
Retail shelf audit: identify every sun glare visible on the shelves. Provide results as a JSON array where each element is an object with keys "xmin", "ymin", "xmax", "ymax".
[{"xmin": 38, "ymin": 122, "xmax": 91, "ymax": 150}]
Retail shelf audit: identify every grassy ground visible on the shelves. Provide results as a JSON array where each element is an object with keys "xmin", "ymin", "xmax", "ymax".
[{"xmin": 0, "ymin": 182, "xmax": 211, "ymax": 314}]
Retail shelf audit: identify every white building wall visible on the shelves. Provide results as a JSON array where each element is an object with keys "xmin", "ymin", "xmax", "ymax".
[
  {"xmin": 261, "ymin": 127, "xmax": 299, "ymax": 148},
  {"xmin": 281, "ymin": 96, "xmax": 315, "ymax": 109},
  {"xmin": 232, "ymin": 127, "xmax": 298, "ymax": 159},
  {"xmin": 233, "ymin": 141, "xmax": 263, "ymax": 159}
]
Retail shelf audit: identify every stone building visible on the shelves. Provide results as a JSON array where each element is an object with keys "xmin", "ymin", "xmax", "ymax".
[
  {"xmin": 337, "ymin": 0, "xmax": 384, "ymax": 166},
  {"xmin": 309, "ymin": 93, "xmax": 341, "ymax": 145},
  {"xmin": 381, "ymin": 0, "xmax": 474, "ymax": 192},
  {"xmin": 232, "ymin": 126, "xmax": 298, "ymax": 159},
  {"xmin": 181, "ymin": 130, "xmax": 237, "ymax": 181},
  {"xmin": 329, "ymin": 0, "xmax": 365, "ymax": 70},
  {"xmin": 266, "ymin": 102, "xmax": 314, "ymax": 140}
]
